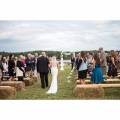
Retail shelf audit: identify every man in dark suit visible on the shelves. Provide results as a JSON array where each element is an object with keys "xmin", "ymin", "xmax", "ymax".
[{"xmin": 37, "ymin": 52, "xmax": 49, "ymax": 89}]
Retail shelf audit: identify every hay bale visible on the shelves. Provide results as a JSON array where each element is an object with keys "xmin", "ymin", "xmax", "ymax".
[
  {"xmin": 0, "ymin": 81, "xmax": 25, "ymax": 91},
  {"xmin": 76, "ymin": 79, "xmax": 120, "ymax": 84},
  {"xmin": 23, "ymin": 78, "xmax": 34, "ymax": 86},
  {"xmin": 74, "ymin": 84, "xmax": 104, "ymax": 99},
  {"xmin": 0, "ymin": 86, "xmax": 16, "ymax": 99}
]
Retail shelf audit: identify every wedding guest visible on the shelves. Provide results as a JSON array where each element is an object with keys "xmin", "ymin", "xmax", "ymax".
[
  {"xmin": 91, "ymin": 53, "xmax": 104, "ymax": 84},
  {"xmin": 16, "ymin": 56, "xmax": 25, "ymax": 81},
  {"xmin": 87, "ymin": 52, "xmax": 94, "ymax": 76},
  {"xmin": 71, "ymin": 54, "xmax": 75, "ymax": 70},
  {"xmin": 34, "ymin": 53, "xmax": 39, "ymax": 78},
  {"xmin": 0, "ymin": 55, "xmax": 3, "ymax": 83},
  {"xmin": 8, "ymin": 54, "xmax": 15, "ymax": 81},
  {"xmin": 117, "ymin": 52, "xmax": 120, "ymax": 72},
  {"xmin": 78, "ymin": 51, "xmax": 88, "ymax": 84},
  {"xmin": 75, "ymin": 53, "xmax": 80, "ymax": 70},
  {"xmin": 37, "ymin": 52, "xmax": 49, "ymax": 89},
  {"xmin": 25, "ymin": 53, "xmax": 33, "ymax": 77},
  {"xmin": 30, "ymin": 55, "xmax": 36, "ymax": 77},
  {"xmin": 2, "ymin": 57, "xmax": 8, "ymax": 77},
  {"xmin": 99, "ymin": 47, "xmax": 107, "ymax": 75},
  {"xmin": 107, "ymin": 50, "xmax": 118, "ymax": 78}
]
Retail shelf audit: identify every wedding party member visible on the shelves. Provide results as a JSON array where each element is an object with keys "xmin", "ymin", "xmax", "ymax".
[
  {"xmin": 16, "ymin": 56, "xmax": 25, "ymax": 81},
  {"xmin": 107, "ymin": 50, "xmax": 118, "ymax": 78},
  {"xmin": 99, "ymin": 47, "xmax": 107, "ymax": 75},
  {"xmin": 78, "ymin": 51, "xmax": 88, "ymax": 84},
  {"xmin": 91, "ymin": 53, "xmax": 104, "ymax": 84},
  {"xmin": 47, "ymin": 56, "xmax": 59, "ymax": 94},
  {"xmin": 71, "ymin": 54, "xmax": 75, "ymax": 70},
  {"xmin": 0, "ymin": 55, "xmax": 3, "ymax": 83},
  {"xmin": 37, "ymin": 52, "xmax": 49, "ymax": 89}
]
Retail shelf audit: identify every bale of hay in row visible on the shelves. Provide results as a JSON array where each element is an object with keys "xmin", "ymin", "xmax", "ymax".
[
  {"xmin": 0, "ymin": 81, "xmax": 25, "ymax": 91},
  {"xmin": 0, "ymin": 86, "xmax": 16, "ymax": 99},
  {"xmin": 74, "ymin": 84, "xmax": 104, "ymax": 99}
]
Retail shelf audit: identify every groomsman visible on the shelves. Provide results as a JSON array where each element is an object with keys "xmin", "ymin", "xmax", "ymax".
[{"xmin": 37, "ymin": 52, "xmax": 49, "ymax": 89}]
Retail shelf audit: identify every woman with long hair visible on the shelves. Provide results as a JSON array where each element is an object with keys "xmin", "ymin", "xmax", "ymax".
[
  {"xmin": 107, "ymin": 50, "xmax": 118, "ymax": 78},
  {"xmin": 8, "ymin": 54, "xmax": 15, "ymax": 81},
  {"xmin": 91, "ymin": 53, "xmax": 104, "ymax": 84},
  {"xmin": 78, "ymin": 51, "xmax": 88, "ymax": 84},
  {"xmin": 47, "ymin": 56, "xmax": 59, "ymax": 94}
]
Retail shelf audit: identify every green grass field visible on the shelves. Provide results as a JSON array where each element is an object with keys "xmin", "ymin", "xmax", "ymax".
[{"xmin": 16, "ymin": 65, "xmax": 120, "ymax": 100}]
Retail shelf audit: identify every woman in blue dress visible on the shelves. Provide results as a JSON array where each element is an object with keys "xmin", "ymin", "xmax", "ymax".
[{"xmin": 91, "ymin": 53, "xmax": 104, "ymax": 84}]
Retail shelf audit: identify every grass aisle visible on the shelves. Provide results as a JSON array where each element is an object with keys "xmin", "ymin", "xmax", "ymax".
[{"xmin": 16, "ymin": 65, "xmax": 77, "ymax": 100}]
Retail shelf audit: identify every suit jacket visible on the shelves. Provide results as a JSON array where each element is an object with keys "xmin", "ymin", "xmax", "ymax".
[{"xmin": 37, "ymin": 56, "xmax": 49, "ymax": 73}]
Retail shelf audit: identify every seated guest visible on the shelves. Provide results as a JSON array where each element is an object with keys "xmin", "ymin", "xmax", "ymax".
[
  {"xmin": 78, "ymin": 51, "xmax": 88, "ymax": 84},
  {"xmin": 8, "ymin": 54, "xmax": 15, "ymax": 81},
  {"xmin": 16, "ymin": 56, "xmax": 25, "ymax": 81},
  {"xmin": 91, "ymin": 53, "xmax": 104, "ymax": 84},
  {"xmin": 107, "ymin": 50, "xmax": 118, "ymax": 78}
]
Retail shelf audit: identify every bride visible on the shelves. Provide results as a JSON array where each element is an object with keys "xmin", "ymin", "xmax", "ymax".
[{"xmin": 47, "ymin": 56, "xmax": 59, "ymax": 94}]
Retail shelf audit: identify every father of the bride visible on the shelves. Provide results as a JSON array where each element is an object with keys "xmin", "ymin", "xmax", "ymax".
[{"xmin": 37, "ymin": 52, "xmax": 49, "ymax": 89}]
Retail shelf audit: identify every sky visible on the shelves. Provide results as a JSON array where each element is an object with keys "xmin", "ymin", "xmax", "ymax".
[{"xmin": 0, "ymin": 21, "xmax": 120, "ymax": 52}]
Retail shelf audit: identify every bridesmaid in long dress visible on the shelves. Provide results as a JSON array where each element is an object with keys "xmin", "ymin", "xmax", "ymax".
[{"xmin": 91, "ymin": 53, "xmax": 104, "ymax": 84}]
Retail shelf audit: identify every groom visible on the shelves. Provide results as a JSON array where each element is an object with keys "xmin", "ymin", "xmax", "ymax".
[{"xmin": 37, "ymin": 52, "xmax": 49, "ymax": 89}]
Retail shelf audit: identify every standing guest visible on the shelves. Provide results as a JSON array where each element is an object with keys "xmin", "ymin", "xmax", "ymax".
[
  {"xmin": 71, "ymin": 54, "xmax": 75, "ymax": 70},
  {"xmin": 78, "ymin": 51, "xmax": 88, "ymax": 84},
  {"xmin": 37, "ymin": 52, "xmax": 49, "ymax": 89},
  {"xmin": 8, "ymin": 54, "xmax": 15, "ymax": 81},
  {"xmin": 48, "ymin": 57, "xmax": 52, "ymax": 73},
  {"xmin": 75, "ymin": 53, "xmax": 80, "ymax": 71},
  {"xmin": 34, "ymin": 53, "xmax": 39, "ymax": 78},
  {"xmin": 91, "ymin": 53, "xmax": 104, "ymax": 84},
  {"xmin": 117, "ymin": 52, "xmax": 120, "ymax": 73},
  {"xmin": 99, "ymin": 47, "xmax": 107, "ymax": 75},
  {"xmin": 87, "ymin": 52, "xmax": 94, "ymax": 76},
  {"xmin": 31, "ymin": 55, "xmax": 36, "ymax": 77},
  {"xmin": 16, "ymin": 56, "xmax": 25, "ymax": 81},
  {"xmin": 25, "ymin": 53, "xmax": 32, "ymax": 77},
  {"xmin": 107, "ymin": 50, "xmax": 118, "ymax": 78},
  {"xmin": 0, "ymin": 55, "xmax": 3, "ymax": 83},
  {"xmin": 2, "ymin": 57, "xmax": 8, "ymax": 77}
]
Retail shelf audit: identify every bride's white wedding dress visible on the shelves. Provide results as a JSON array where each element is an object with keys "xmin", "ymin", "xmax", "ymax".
[{"xmin": 47, "ymin": 60, "xmax": 58, "ymax": 94}]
